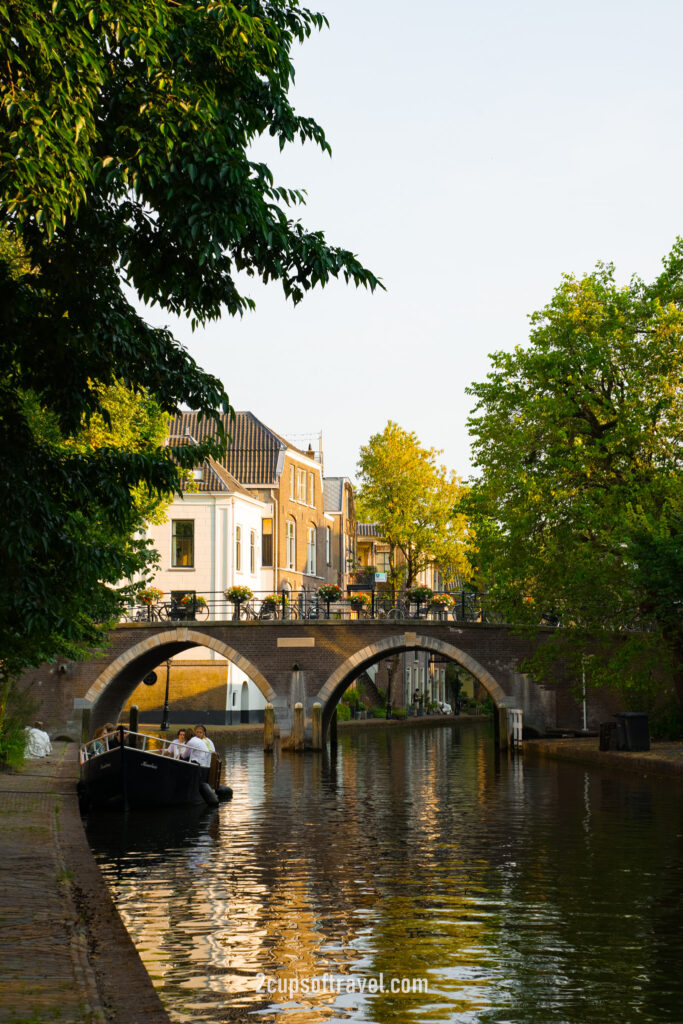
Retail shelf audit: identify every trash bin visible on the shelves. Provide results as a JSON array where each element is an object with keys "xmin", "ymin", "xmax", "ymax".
[
  {"xmin": 599, "ymin": 721, "xmax": 617, "ymax": 751},
  {"xmin": 614, "ymin": 712, "xmax": 650, "ymax": 752}
]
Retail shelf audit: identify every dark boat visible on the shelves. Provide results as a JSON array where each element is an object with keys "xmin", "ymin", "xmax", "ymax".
[{"xmin": 78, "ymin": 727, "xmax": 232, "ymax": 811}]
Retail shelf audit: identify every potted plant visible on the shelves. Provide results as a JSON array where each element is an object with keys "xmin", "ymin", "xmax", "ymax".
[
  {"xmin": 138, "ymin": 586, "xmax": 164, "ymax": 606},
  {"xmin": 180, "ymin": 594, "xmax": 207, "ymax": 618},
  {"xmin": 318, "ymin": 584, "xmax": 342, "ymax": 617},
  {"xmin": 404, "ymin": 585, "xmax": 433, "ymax": 616},
  {"xmin": 259, "ymin": 593, "xmax": 284, "ymax": 618},
  {"xmin": 224, "ymin": 585, "xmax": 253, "ymax": 620},
  {"xmin": 346, "ymin": 592, "xmax": 370, "ymax": 616},
  {"xmin": 429, "ymin": 592, "xmax": 454, "ymax": 619}
]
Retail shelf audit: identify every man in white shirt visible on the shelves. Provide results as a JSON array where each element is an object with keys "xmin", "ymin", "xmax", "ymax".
[
  {"xmin": 185, "ymin": 727, "xmax": 212, "ymax": 767},
  {"xmin": 194, "ymin": 725, "xmax": 215, "ymax": 753}
]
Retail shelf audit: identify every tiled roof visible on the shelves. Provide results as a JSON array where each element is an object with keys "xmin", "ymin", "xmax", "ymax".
[
  {"xmin": 168, "ymin": 410, "xmax": 300, "ymax": 486},
  {"xmin": 178, "ymin": 458, "xmax": 252, "ymax": 496},
  {"xmin": 357, "ymin": 522, "xmax": 383, "ymax": 538}
]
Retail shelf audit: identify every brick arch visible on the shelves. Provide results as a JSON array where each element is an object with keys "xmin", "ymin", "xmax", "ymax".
[
  {"xmin": 83, "ymin": 628, "xmax": 277, "ymax": 724},
  {"xmin": 317, "ymin": 633, "xmax": 508, "ymax": 710}
]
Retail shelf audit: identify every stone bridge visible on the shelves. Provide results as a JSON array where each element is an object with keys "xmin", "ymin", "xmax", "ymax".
[{"xmin": 22, "ymin": 619, "xmax": 619, "ymax": 745}]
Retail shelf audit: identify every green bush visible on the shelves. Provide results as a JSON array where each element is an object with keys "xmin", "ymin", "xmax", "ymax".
[
  {"xmin": 391, "ymin": 707, "xmax": 407, "ymax": 720},
  {"xmin": 343, "ymin": 687, "xmax": 361, "ymax": 710},
  {"xmin": 371, "ymin": 706, "xmax": 386, "ymax": 718},
  {"xmin": 336, "ymin": 703, "xmax": 351, "ymax": 721},
  {"xmin": 0, "ymin": 683, "xmax": 39, "ymax": 770}
]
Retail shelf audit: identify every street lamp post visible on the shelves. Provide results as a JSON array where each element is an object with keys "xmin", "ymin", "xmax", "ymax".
[{"xmin": 161, "ymin": 659, "xmax": 171, "ymax": 731}]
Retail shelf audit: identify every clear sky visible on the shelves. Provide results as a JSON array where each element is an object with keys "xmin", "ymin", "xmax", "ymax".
[{"xmin": 140, "ymin": 0, "xmax": 683, "ymax": 480}]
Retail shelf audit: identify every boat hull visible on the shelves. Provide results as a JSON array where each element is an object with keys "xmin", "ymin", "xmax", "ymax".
[{"xmin": 79, "ymin": 745, "xmax": 207, "ymax": 809}]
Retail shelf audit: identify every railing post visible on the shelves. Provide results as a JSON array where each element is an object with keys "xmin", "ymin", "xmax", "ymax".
[
  {"xmin": 311, "ymin": 702, "xmax": 322, "ymax": 750},
  {"xmin": 263, "ymin": 703, "xmax": 275, "ymax": 752}
]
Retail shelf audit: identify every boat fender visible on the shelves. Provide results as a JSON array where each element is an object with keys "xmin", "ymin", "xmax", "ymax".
[
  {"xmin": 199, "ymin": 781, "xmax": 219, "ymax": 807},
  {"xmin": 216, "ymin": 785, "xmax": 233, "ymax": 802}
]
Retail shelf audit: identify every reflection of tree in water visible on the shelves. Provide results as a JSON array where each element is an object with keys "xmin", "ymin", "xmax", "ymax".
[{"xmin": 87, "ymin": 725, "xmax": 683, "ymax": 1024}]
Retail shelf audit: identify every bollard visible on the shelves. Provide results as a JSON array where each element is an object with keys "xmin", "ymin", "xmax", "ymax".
[
  {"xmin": 293, "ymin": 702, "xmax": 304, "ymax": 751},
  {"xmin": 129, "ymin": 705, "xmax": 139, "ymax": 748},
  {"xmin": 80, "ymin": 706, "xmax": 91, "ymax": 745},
  {"xmin": 497, "ymin": 707, "xmax": 508, "ymax": 751},
  {"xmin": 264, "ymin": 703, "xmax": 275, "ymax": 752},
  {"xmin": 311, "ymin": 702, "xmax": 322, "ymax": 750}
]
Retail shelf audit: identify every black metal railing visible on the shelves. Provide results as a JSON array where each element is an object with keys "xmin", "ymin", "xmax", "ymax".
[{"xmin": 119, "ymin": 588, "xmax": 505, "ymax": 624}]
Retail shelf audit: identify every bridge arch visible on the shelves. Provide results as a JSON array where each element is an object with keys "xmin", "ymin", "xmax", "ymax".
[
  {"xmin": 83, "ymin": 628, "xmax": 277, "ymax": 729},
  {"xmin": 317, "ymin": 633, "xmax": 507, "ymax": 731}
]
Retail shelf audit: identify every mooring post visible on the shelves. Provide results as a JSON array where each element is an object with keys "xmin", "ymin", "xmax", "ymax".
[
  {"xmin": 129, "ymin": 704, "xmax": 139, "ymax": 747},
  {"xmin": 293, "ymin": 702, "xmax": 305, "ymax": 751},
  {"xmin": 264, "ymin": 703, "xmax": 275, "ymax": 752},
  {"xmin": 497, "ymin": 706, "xmax": 509, "ymax": 751},
  {"xmin": 311, "ymin": 702, "xmax": 322, "ymax": 750},
  {"xmin": 80, "ymin": 706, "xmax": 91, "ymax": 745}
]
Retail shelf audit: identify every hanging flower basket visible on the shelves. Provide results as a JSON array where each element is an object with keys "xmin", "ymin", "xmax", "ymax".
[
  {"xmin": 430, "ymin": 593, "xmax": 454, "ymax": 608},
  {"xmin": 181, "ymin": 594, "xmax": 207, "ymax": 608},
  {"xmin": 318, "ymin": 584, "xmax": 342, "ymax": 602},
  {"xmin": 224, "ymin": 585, "xmax": 253, "ymax": 603},
  {"xmin": 139, "ymin": 586, "xmax": 164, "ymax": 605},
  {"xmin": 405, "ymin": 585, "xmax": 434, "ymax": 604},
  {"xmin": 346, "ymin": 592, "xmax": 370, "ymax": 607},
  {"xmin": 261, "ymin": 593, "xmax": 284, "ymax": 608}
]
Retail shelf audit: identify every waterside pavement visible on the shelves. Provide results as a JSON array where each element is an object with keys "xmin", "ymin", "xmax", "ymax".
[
  {"xmin": 2, "ymin": 728, "xmax": 683, "ymax": 1024},
  {"xmin": 525, "ymin": 735, "xmax": 683, "ymax": 781},
  {"xmin": 0, "ymin": 741, "xmax": 171, "ymax": 1024}
]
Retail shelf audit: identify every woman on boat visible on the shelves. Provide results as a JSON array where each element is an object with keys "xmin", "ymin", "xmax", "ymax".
[{"xmin": 165, "ymin": 729, "xmax": 190, "ymax": 760}]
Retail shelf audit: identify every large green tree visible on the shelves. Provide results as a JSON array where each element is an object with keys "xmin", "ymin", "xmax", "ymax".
[
  {"xmin": 356, "ymin": 422, "xmax": 471, "ymax": 589},
  {"xmin": 0, "ymin": 0, "xmax": 381, "ymax": 684},
  {"xmin": 466, "ymin": 244, "xmax": 683, "ymax": 705}
]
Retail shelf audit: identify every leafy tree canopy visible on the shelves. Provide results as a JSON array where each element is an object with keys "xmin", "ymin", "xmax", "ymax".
[
  {"xmin": 465, "ymin": 243, "xmax": 683, "ymax": 702},
  {"xmin": 356, "ymin": 421, "xmax": 471, "ymax": 589},
  {"xmin": 0, "ymin": 0, "xmax": 381, "ymax": 682}
]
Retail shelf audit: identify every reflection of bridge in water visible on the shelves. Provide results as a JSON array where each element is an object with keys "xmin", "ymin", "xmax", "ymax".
[{"xmin": 22, "ymin": 620, "xmax": 626, "ymax": 746}]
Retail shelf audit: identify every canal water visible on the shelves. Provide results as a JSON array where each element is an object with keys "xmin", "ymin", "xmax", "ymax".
[{"xmin": 85, "ymin": 721, "xmax": 683, "ymax": 1024}]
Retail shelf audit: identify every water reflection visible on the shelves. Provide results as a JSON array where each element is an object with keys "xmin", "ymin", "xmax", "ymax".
[{"xmin": 85, "ymin": 722, "xmax": 683, "ymax": 1024}]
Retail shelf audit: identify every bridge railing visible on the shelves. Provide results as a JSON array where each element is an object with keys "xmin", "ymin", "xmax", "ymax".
[{"xmin": 118, "ymin": 588, "xmax": 505, "ymax": 624}]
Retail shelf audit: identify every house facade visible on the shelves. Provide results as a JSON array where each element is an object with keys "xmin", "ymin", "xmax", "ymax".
[{"xmin": 322, "ymin": 476, "xmax": 357, "ymax": 594}]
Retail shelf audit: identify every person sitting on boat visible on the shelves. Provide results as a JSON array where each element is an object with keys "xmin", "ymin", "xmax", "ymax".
[
  {"xmin": 194, "ymin": 725, "xmax": 215, "ymax": 754},
  {"xmin": 165, "ymin": 729, "xmax": 190, "ymax": 760},
  {"xmin": 186, "ymin": 727, "xmax": 212, "ymax": 767},
  {"xmin": 107, "ymin": 723, "xmax": 129, "ymax": 747},
  {"xmin": 91, "ymin": 725, "xmax": 110, "ymax": 755}
]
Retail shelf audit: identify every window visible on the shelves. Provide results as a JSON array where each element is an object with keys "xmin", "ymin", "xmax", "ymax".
[
  {"xmin": 262, "ymin": 518, "xmax": 273, "ymax": 567},
  {"xmin": 296, "ymin": 468, "xmax": 307, "ymax": 503},
  {"xmin": 306, "ymin": 525, "xmax": 316, "ymax": 575},
  {"xmin": 172, "ymin": 520, "xmax": 194, "ymax": 567},
  {"xmin": 235, "ymin": 525, "xmax": 241, "ymax": 571},
  {"xmin": 309, "ymin": 472, "xmax": 315, "ymax": 506},
  {"xmin": 250, "ymin": 530, "xmax": 256, "ymax": 574},
  {"xmin": 286, "ymin": 520, "xmax": 296, "ymax": 570},
  {"xmin": 375, "ymin": 550, "xmax": 391, "ymax": 574},
  {"xmin": 326, "ymin": 526, "xmax": 332, "ymax": 566}
]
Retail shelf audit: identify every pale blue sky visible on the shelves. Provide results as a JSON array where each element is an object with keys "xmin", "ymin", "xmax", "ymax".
[{"xmin": 141, "ymin": 0, "xmax": 683, "ymax": 479}]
